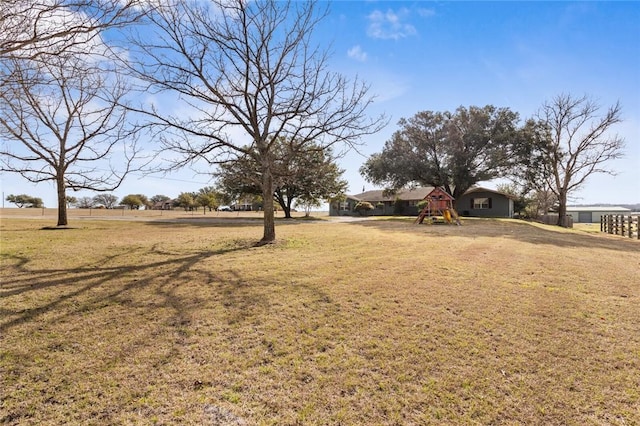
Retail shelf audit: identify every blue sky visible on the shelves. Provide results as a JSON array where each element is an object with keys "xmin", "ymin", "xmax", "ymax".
[{"xmin": 2, "ymin": 1, "xmax": 639, "ymax": 208}]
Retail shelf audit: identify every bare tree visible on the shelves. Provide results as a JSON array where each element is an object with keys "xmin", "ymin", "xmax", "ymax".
[
  {"xmin": 533, "ymin": 94, "xmax": 624, "ymax": 226},
  {"xmin": 130, "ymin": 0, "xmax": 386, "ymax": 244},
  {"xmin": 0, "ymin": 0, "xmax": 142, "ymax": 60},
  {"xmin": 0, "ymin": 53, "xmax": 139, "ymax": 226},
  {"xmin": 93, "ymin": 193, "xmax": 119, "ymax": 209}
]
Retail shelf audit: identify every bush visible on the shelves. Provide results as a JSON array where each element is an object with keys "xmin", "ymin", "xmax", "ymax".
[
  {"xmin": 393, "ymin": 197, "xmax": 404, "ymax": 215},
  {"xmin": 354, "ymin": 201, "xmax": 374, "ymax": 216},
  {"xmin": 416, "ymin": 200, "xmax": 429, "ymax": 211}
]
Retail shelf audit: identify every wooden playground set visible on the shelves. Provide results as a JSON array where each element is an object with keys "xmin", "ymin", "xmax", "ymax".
[{"xmin": 414, "ymin": 187, "xmax": 462, "ymax": 226}]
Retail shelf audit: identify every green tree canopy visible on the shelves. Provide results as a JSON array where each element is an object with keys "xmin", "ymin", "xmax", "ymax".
[
  {"xmin": 150, "ymin": 195, "xmax": 171, "ymax": 205},
  {"xmin": 174, "ymin": 192, "xmax": 196, "ymax": 211},
  {"xmin": 354, "ymin": 201, "xmax": 375, "ymax": 216},
  {"xmin": 5, "ymin": 194, "xmax": 42, "ymax": 208},
  {"xmin": 216, "ymin": 139, "xmax": 347, "ymax": 218},
  {"xmin": 195, "ymin": 187, "xmax": 221, "ymax": 213},
  {"xmin": 65, "ymin": 196, "xmax": 78, "ymax": 207},
  {"xmin": 361, "ymin": 105, "xmax": 521, "ymax": 203},
  {"xmin": 119, "ymin": 194, "xmax": 143, "ymax": 210}
]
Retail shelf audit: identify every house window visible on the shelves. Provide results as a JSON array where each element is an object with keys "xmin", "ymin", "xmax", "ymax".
[
  {"xmin": 408, "ymin": 200, "xmax": 419, "ymax": 206},
  {"xmin": 340, "ymin": 201, "xmax": 350, "ymax": 211},
  {"xmin": 473, "ymin": 197, "xmax": 491, "ymax": 209}
]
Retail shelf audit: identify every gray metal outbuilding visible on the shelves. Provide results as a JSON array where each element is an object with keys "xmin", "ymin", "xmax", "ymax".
[{"xmin": 566, "ymin": 206, "xmax": 631, "ymax": 223}]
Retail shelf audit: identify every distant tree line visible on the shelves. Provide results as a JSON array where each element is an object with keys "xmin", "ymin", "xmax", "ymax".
[{"xmin": 10, "ymin": 185, "xmax": 318, "ymax": 215}]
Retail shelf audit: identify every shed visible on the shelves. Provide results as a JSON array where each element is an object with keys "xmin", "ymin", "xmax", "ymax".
[{"xmin": 566, "ymin": 206, "xmax": 631, "ymax": 223}]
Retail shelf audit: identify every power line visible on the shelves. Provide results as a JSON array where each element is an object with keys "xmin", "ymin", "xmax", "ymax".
[{"xmin": 90, "ymin": 168, "xmax": 213, "ymax": 185}]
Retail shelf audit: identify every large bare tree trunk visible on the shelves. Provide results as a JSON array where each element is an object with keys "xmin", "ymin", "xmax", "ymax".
[
  {"xmin": 260, "ymin": 165, "xmax": 276, "ymax": 244},
  {"xmin": 56, "ymin": 176, "xmax": 68, "ymax": 226},
  {"xmin": 556, "ymin": 191, "xmax": 567, "ymax": 227}
]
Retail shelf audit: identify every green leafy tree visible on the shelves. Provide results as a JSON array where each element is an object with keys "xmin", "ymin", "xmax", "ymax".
[
  {"xmin": 354, "ymin": 201, "xmax": 374, "ymax": 216},
  {"xmin": 216, "ymin": 139, "xmax": 347, "ymax": 219},
  {"xmin": 361, "ymin": 106, "xmax": 520, "ymax": 205},
  {"xmin": 65, "ymin": 195, "xmax": 77, "ymax": 208},
  {"xmin": 174, "ymin": 192, "xmax": 196, "ymax": 211},
  {"xmin": 5, "ymin": 194, "xmax": 30, "ymax": 208},
  {"xmin": 195, "ymin": 188, "xmax": 220, "ymax": 213},
  {"xmin": 120, "ymin": 194, "xmax": 143, "ymax": 210},
  {"xmin": 29, "ymin": 196, "xmax": 43, "ymax": 208},
  {"xmin": 150, "ymin": 195, "xmax": 170, "ymax": 205},
  {"xmin": 295, "ymin": 195, "xmax": 323, "ymax": 217},
  {"xmin": 393, "ymin": 197, "xmax": 405, "ymax": 215},
  {"xmin": 133, "ymin": 194, "xmax": 151, "ymax": 209},
  {"xmin": 5, "ymin": 193, "xmax": 42, "ymax": 208}
]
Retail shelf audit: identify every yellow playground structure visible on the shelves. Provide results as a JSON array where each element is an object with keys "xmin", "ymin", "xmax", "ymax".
[{"xmin": 414, "ymin": 187, "xmax": 462, "ymax": 226}]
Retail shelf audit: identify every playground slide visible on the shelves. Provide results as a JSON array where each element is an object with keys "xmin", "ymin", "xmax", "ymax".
[
  {"xmin": 449, "ymin": 208, "xmax": 462, "ymax": 226},
  {"xmin": 443, "ymin": 209, "xmax": 452, "ymax": 223}
]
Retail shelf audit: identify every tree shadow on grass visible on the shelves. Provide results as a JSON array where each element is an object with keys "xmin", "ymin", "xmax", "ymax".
[
  {"xmin": 0, "ymin": 242, "xmax": 259, "ymax": 333},
  {"xmin": 345, "ymin": 218, "xmax": 640, "ymax": 253},
  {"xmin": 1, "ymin": 238, "xmax": 334, "ymax": 336},
  {"xmin": 139, "ymin": 216, "xmax": 315, "ymax": 228},
  {"xmin": 0, "ymin": 222, "xmax": 339, "ymax": 424}
]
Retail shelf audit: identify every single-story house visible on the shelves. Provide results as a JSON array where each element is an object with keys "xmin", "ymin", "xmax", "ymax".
[
  {"xmin": 152, "ymin": 200, "xmax": 174, "ymax": 210},
  {"xmin": 330, "ymin": 186, "xmax": 515, "ymax": 218},
  {"xmin": 329, "ymin": 187, "xmax": 432, "ymax": 217},
  {"xmin": 231, "ymin": 196, "xmax": 258, "ymax": 211},
  {"xmin": 566, "ymin": 206, "xmax": 631, "ymax": 223},
  {"xmin": 456, "ymin": 187, "xmax": 516, "ymax": 218}
]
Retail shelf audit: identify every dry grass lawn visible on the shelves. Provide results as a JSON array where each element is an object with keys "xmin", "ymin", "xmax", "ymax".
[{"xmin": 1, "ymin": 215, "xmax": 639, "ymax": 425}]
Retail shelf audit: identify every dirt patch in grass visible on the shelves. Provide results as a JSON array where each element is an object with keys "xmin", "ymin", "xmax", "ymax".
[{"xmin": 1, "ymin": 217, "xmax": 639, "ymax": 425}]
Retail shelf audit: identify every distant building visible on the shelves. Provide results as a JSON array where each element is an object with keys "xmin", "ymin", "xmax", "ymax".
[
  {"xmin": 566, "ymin": 206, "xmax": 631, "ymax": 223},
  {"xmin": 152, "ymin": 200, "xmax": 174, "ymax": 210},
  {"xmin": 329, "ymin": 186, "xmax": 515, "ymax": 218}
]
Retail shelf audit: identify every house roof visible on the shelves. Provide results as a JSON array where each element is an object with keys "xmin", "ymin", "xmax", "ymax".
[
  {"xmin": 152, "ymin": 200, "xmax": 172, "ymax": 208},
  {"xmin": 461, "ymin": 187, "xmax": 518, "ymax": 200},
  {"xmin": 349, "ymin": 187, "xmax": 435, "ymax": 202},
  {"xmin": 566, "ymin": 206, "xmax": 631, "ymax": 212},
  {"xmin": 348, "ymin": 186, "xmax": 515, "ymax": 202}
]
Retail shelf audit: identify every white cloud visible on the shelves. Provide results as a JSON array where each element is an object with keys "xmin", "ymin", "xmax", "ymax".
[
  {"xmin": 367, "ymin": 8, "xmax": 417, "ymax": 40},
  {"xmin": 347, "ymin": 45, "xmax": 367, "ymax": 62},
  {"xmin": 417, "ymin": 8, "xmax": 436, "ymax": 18}
]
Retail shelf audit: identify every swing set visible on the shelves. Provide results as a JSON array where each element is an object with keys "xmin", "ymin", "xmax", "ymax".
[{"xmin": 414, "ymin": 187, "xmax": 461, "ymax": 226}]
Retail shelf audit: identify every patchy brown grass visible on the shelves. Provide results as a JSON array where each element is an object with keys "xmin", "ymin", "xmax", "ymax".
[{"xmin": 1, "ymin": 216, "xmax": 639, "ymax": 425}]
